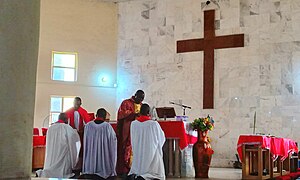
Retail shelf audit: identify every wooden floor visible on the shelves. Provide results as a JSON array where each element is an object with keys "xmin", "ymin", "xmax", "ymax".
[{"xmin": 32, "ymin": 168, "xmax": 242, "ymax": 180}]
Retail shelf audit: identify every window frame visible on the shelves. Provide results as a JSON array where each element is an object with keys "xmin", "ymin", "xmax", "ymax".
[
  {"xmin": 51, "ymin": 51, "xmax": 78, "ymax": 82},
  {"xmin": 50, "ymin": 96, "xmax": 75, "ymax": 124}
]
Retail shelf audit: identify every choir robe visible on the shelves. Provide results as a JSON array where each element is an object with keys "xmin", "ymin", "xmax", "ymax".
[
  {"xmin": 83, "ymin": 119, "xmax": 117, "ymax": 178},
  {"xmin": 129, "ymin": 116, "xmax": 166, "ymax": 180},
  {"xmin": 36, "ymin": 121, "xmax": 81, "ymax": 178},
  {"xmin": 116, "ymin": 97, "xmax": 140, "ymax": 175}
]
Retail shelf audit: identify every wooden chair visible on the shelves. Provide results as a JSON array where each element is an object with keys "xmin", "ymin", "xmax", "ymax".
[{"xmin": 242, "ymin": 144, "xmax": 272, "ymax": 179}]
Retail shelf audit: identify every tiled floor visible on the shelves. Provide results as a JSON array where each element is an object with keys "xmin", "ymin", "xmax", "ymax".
[{"xmin": 31, "ymin": 168, "xmax": 242, "ymax": 179}]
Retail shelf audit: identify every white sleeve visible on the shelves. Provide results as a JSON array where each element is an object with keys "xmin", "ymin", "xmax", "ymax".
[
  {"xmin": 109, "ymin": 125, "xmax": 117, "ymax": 172},
  {"xmin": 67, "ymin": 127, "xmax": 81, "ymax": 169}
]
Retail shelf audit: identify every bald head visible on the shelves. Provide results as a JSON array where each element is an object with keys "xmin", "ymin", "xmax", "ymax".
[
  {"xmin": 58, "ymin": 113, "xmax": 68, "ymax": 123},
  {"xmin": 96, "ymin": 108, "xmax": 107, "ymax": 119},
  {"xmin": 140, "ymin": 103, "xmax": 150, "ymax": 116}
]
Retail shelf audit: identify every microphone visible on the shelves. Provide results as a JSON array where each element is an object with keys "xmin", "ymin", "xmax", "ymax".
[
  {"xmin": 169, "ymin": 101, "xmax": 191, "ymax": 116},
  {"xmin": 169, "ymin": 101, "xmax": 191, "ymax": 109}
]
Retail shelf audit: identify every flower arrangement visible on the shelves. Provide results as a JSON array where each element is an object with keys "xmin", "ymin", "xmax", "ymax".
[{"xmin": 191, "ymin": 115, "xmax": 215, "ymax": 131}]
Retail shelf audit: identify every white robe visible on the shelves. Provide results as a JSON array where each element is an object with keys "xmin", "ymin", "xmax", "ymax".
[
  {"xmin": 129, "ymin": 120, "xmax": 166, "ymax": 180},
  {"xmin": 83, "ymin": 121, "xmax": 117, "ymax": 178},
  {"xmin": 36, "ymin": 123, "xmax": 80, "ymax": 178}
]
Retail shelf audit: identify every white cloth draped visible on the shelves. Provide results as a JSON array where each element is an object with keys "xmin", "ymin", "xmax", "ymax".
[
  {"xmin": 36, "ymin": 123, "xmax": 80, "ymax": 178},
  {"xmin": 83, "ymin": 121, "xmax": 117, "ymax": 178},
  {"xmin": 74, "ymin": 111, "xmax": 80, "ymax": 130},
  {"xmin": 129, "ymin": 120, "xmax": 166, "ymax": 180}
]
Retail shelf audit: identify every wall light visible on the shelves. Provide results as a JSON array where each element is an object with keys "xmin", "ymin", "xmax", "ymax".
[
  {"xmin": 99, "ymin": 74, "xmax": 117, "ymax": 88},
  {"xmin": 101, "ymin": 76, "xmax": 108, "ymax": 83}
]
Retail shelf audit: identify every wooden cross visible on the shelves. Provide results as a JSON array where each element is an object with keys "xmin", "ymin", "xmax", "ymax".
[{"xmin": 177, "ymin": 10, "xmax": 244, "ymax": 109}]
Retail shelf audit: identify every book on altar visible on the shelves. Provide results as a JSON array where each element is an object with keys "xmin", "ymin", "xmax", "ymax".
[{"xmin": 155, "ymin": 107, "xmax": 176, "ymax": 120}]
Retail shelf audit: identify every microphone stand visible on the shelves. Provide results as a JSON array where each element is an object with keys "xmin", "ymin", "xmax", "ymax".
[{"xmin": 169, "ymin": 101, "xmax": 192, "ymax": 115}]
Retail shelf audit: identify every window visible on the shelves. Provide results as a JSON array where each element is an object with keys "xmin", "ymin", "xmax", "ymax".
[
  {"xmin": 50, "ymin": 96, "xmax": 74, "ymax": 124},
  {"xmin": 52, "ymin": 51, "xmax": 77, "ymax": 82}
]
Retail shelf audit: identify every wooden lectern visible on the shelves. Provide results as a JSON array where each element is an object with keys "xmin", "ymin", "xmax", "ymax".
[{"xmin": 156, "ymin": 107, "xmax": 176, "ymax": 120}]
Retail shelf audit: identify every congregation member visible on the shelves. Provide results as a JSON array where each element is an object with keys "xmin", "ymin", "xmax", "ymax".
[
  {"xmin": 82, "ymin": 108, "xmax": 117, "ymax": 179},
  {"xmin": 65, "ymin": 96, "xmax": 91, "ymax": 171},
  {"xmin": 128, "ymin": 104, "xmax": 166, "ymax": 180},
  {"xmin": 36, "ymin": 113, "xmax": 81, "ymax": 178},
  {"xmin": 116, "ymin": 90, "xmax": 145, "ymax": 175}
]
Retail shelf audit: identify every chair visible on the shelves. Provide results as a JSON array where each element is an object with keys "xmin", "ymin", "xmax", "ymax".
[
  {"xmin": 41, "ymin": 128, "xmax": 48, "ymax": 136},
  {"xmin": 33, "ymin": 128, "xmax": 39, "ymax": 136}
]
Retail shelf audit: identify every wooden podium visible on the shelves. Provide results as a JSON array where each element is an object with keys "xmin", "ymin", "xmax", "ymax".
[
  {"xmin": 32, "ymin": 135, "xmax": 46, "ymax": 169},
  {"xmin": 32, "ymin": 146, "xmax": 45, "ymax": 169}
]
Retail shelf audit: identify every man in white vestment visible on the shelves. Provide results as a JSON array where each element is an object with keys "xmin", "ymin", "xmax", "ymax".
[
  {"xmin": 129, "ymin": 104, "xmax": 166, "ymax": 180},
  {"xmin": 36, "ymin": 113, "xmax": 81, "ymax": 178},
  {"xmin": 82, "ymin": 108, "xmax": 117, "ymax": 179}
]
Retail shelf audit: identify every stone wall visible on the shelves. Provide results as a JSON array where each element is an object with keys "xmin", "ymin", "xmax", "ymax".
[
  {"xmin": 0, "ymin": 0, "xmax": 40, "ymax": 178},
  {"xmin": 116, "ymin": 0, "xmax": 300, "ymax": 167}
]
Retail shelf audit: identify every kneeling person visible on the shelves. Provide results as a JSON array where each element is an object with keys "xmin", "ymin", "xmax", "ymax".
[
  {"xmin": 129, "ymin": 104, "xmax": 166, "ymax": 180},
  {"xmin": 83, "ymin": 108, "xmax": 117, "ymax": 179},
  {"xmin": 36, "ymin": 113, "xmax": 81, "ymax": 178}
]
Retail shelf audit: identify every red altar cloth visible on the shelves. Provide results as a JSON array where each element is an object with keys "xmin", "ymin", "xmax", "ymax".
[
  {"xmin": 110, "ymin": 120, "xmax": 197, "ymax": 150},
  {"xmin": 237, "ymin": 135, "xmax": 298, "ymax": 161},
  {"xmin": 33, "ymin": 136, "xmax": 46, "ymax": 147}
]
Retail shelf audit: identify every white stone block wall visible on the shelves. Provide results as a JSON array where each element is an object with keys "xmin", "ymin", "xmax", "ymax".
[{"xmin": 116, "ymin": 0, "xmax": 300, "ymax": 167}]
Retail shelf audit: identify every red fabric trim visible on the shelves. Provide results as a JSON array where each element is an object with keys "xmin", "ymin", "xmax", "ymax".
[
  {"xmin": 56, "ymin": 119, "xmax": 65, "ymax": 123},
  {"xmin": 33, "ymin": 136, "xmax": 46, "ymax": 146},
  {"xmin": 94, "ymin": 117, "xmax": 104, "ymax": 121},
  {"xmin": 136, "ymin": 115, "xmax": 151, "ymax": 122}
]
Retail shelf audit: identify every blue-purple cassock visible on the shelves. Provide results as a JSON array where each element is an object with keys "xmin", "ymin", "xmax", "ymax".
[{"xmin": 83, "ymin": 121, "xmax": 117, "ymax": 178}]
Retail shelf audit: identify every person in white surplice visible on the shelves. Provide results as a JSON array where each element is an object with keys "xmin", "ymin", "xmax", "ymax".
[
  {"xmin": 129, "ymin": 103, "xmax": 166, "ymax": 180},
  {"xmin": 36, "ymin": 113, "xmax": 81, "ymax": 178},
  {"xmin": 82, "ymin": 108, "xmax": 117, "ymax": 179}
]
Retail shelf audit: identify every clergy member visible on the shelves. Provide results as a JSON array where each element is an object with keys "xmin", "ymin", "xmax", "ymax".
[
  {"xmin": 36, "ymin": 113, "xmax": 81, "ymax": 178},
  {"xmin": 65, "ymin": 96, "xmax": 90, "ymax": 171},
  {"xmin": 116, "ymin": 90, "xmax": 145, "ymax": 175},
  {"xmin": 82, "ymin": 108, "xmax": 117, "ymax": 179},
  {"xmin": 129, "ymin": 103, "xmax": 166, "ymax": 180},
  {"xmin": 65, "ymin": 97, "xmax": 90, "ymax": 131}
]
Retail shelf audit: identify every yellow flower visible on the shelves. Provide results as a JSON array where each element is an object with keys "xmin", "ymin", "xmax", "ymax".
[{"xmin": 204, "ymin": 118, "xmax": 208, "ymax": 123}]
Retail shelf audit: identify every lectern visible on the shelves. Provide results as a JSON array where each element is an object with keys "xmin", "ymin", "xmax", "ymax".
[{"xmin": 155, "ymin": 107, "xmax": 176, "ymax": 120}]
